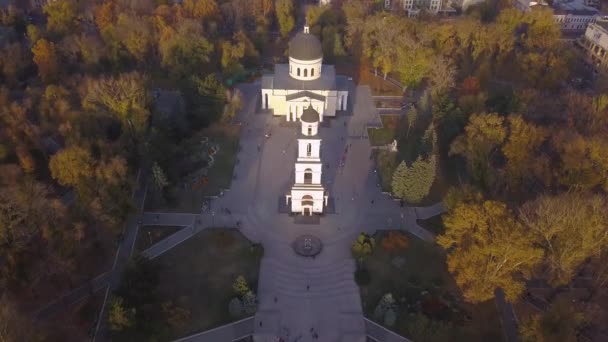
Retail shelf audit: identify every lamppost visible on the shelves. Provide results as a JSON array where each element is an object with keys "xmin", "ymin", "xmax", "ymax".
[
  {"xmin": 147, "ymin": 230, "xmax": 152, "ymax": 246},
  {"xmin": 212, "ymin": 211, "xmax": 215, "ymax": 226}
]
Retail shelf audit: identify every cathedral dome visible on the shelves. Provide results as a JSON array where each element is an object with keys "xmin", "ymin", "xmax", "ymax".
[
  {"xmin": 289, "ymin": 31, "xmax": 323, "ymax": 61},
  {"xmin": 301, "ymin": 106, "xmax": 320, "ymax": 123}
]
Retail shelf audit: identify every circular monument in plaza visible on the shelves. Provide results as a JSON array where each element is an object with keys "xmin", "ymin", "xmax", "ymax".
[{"xmin": 292, "ymin": 234, "xmax": 323, "ymax": 257}]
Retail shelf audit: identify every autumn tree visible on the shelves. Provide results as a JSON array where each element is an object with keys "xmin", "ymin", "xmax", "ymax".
[
  {"xmin": 552, "ymin": 130, "xmax": 608, "ymax": 192},
  {"xmin": 83, "ymin": 72, "xmax": 150, "ymax": 153},
  {"xmin": 192, "ymin": 0, "xmax": 220, "ymax": 20},
  {"xmin": 438, "ymin": 199, "xmax": 543, "ymax": 302},
  {"xmin": 0, "ymin": 43, "xmax": 30, "ymax": 85},
  {"xmin": 381, "ymin": 231, "xmax": 409, "ymax": 254},
  {"xmin": 502, "ymin": 115, "xmax": 549, "ymax": 190},
  {"xmin": 275, "ymin": 0, "xmax": 295, "ymax": 39},
  {"xmin": 49, "ymin": 146, "xmax": 94, "ymax": 195},
  {"xmin": 352, "ymin": 232, "xmax": 375, "ymax": 261},
  {"xmin": 428, "ymin": 56, "xmax": 456, "ymax": 96},
  {"xmin": 109, "ymin": 297, "xmax": 134, "ymax": 331},
  {"xmin": 519, "ymin": 298, "xmax": 586, "ymax": 342},
  {"xmin": 151, "ymin": 162, "xmax": 169, "ymax": 190},
  {"xmin": 116, "ymin": 13, "xmax": 156, "ymax": 64},
  {"xmin": 221, "ymin": 36, "xmax": 246, "ymax": 75},
  {"xmin": 94, "ymin": 0, "xmax": 115, "ymax": 31},
  {"xmin": 449, "ymin": 113, "xmax": 507, "ymax": 188},
  {"xmin": 519, "ymin": 192, "xmax": 608, "ymax": 286},
  {"xmin": 159, "ymin": 20, "xmax": 213, "ymax": 79},
  {"xmin": 342, "ymin": 0, "xmax": 370, "ymax": 53},
  {"xmin": 32, "ymin": 39, "xmax": 59, "ymax": 83},
  {"xmin": 362, "ymin": 15, "xmax": 415, "ymax": 80},
  {"xmin": 43, "ymin": 0, "xmax": 78, "ymax": 36},
  {"xmin": 233, "ymin": 275, "xmax": 250, "ymax": 296}
]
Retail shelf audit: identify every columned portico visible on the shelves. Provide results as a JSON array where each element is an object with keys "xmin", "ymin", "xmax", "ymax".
[{"xmin": 260, "ymin": 25, "xmax": 349, "ymax": 119}]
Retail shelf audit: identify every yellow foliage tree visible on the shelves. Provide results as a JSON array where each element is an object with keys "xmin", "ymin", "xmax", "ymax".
[
  {"xmin": 438, "ymin": 199, "xmax": 543, "ymax": 303},
  {"xmin": 32, "ymin": 39, "xmax": 59, "ymax": 83},
  {"xmin": 519, "ymin": 192, "xmax": 608, "ymax": 286},
  {"xmin": 502, "ymin": 115, "xmax": 550, "ymax": 190}
]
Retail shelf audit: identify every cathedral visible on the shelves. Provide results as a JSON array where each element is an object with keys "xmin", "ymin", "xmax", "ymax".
[
  {"xmin": 263, "ymin": 25, "xmax": 349, "ymax": 215},
  {"xmin": 261, "ymin": 25, "xmax": 349, "ymax": 122}
]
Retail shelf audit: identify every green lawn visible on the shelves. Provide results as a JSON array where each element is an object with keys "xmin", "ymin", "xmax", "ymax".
[
  {"xmin": 154, "ymin": 229, "xmax": 262, "ymax": 340},
  {"xmin": 360, "ymin": 231, "xmax": 503, "ymax": 342},
  {"xmin": 368, "ymin": 115, "xmax": 400, "ymax": 146},
  {"xmin": 134, "ymin": 226, "xmax": 183, "ymax": 253}
]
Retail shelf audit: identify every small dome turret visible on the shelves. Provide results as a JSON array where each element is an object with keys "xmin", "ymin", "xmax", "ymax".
[{"xmin": 301, "ymin": 106, "xmax": 320, "ymax": 123}]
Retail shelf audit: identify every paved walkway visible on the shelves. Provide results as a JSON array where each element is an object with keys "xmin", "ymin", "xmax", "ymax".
[
  {"xmin": 139, "ymin": 82, "xmax": 443, "ymax": 342},
  {"xmin": 365, "ymin": 319, "xmax": 412, "ymax": 342},
  {"xmin": 174, "ymin": 317, "xmax": 255, "ymax": 342},
  {"xmin": 34, "ymin": 82, "xmax": 444, "ymax": 342}
]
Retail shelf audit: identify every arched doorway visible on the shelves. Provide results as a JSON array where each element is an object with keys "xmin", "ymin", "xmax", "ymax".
[
  {"xmin": 304, "ymin": 168, "xmax": 313, "ymax": 184},
  {"xmin": 301, "ymin": 195, "xmax": 313, "ymax": 216}
]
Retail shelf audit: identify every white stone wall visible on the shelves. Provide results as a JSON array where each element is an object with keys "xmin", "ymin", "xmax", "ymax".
[
  {"xmin": 289, "ymin": 57, "xmax": 323, "ymax": 81},
  {"xmin": 297, "ymin": 139, "xmax": 322, "ymax": 161},
  {"xmin": 295, "ymin": 163, "xmax": 323, "ymax": 184},
  {"xmin": 301, "ymin": 122, "xmax": 319, "ymax": 136},
  {"xmin": 290, "ymin": 188, "xmax": 325, "ymax": 213}
]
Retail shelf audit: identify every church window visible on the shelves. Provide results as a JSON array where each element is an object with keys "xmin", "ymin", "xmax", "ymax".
[
  {"xmin": 311, "ymin": 68, "xmax": 315, "ymax": 77},
  {"xmin": 304, "ymin": 169, "xmax": 313, "ymax": 184},
  {"xmin": 306, "ymin": 143, "xmax": 312, "ymax": 156},
  {"xmin": 297, "ymin": 68, "xmax": 301, "ymax": 76},
  {"xmin": 304, "ymin": 69, "xmax": 308, "ymax": 77},
  {"xmin": 308, "ymin": 127, "xmax": 312, "ymax": 136}
]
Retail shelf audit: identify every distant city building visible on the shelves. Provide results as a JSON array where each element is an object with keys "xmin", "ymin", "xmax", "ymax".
[
  {"xmin": 578, "ymin": 18, "xmax": 608, "ymax": 71},
  {"xmin": 528, "ymin": 0, "xmax": 599, "ymax": 33},
  {"xmin": 385, "ymin": 0, "xmax": 451, "ymax": 16}
]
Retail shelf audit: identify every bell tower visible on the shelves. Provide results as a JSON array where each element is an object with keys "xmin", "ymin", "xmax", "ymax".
[{"xmin": 286, "ymin": 106, "xmax": 328, "ymax": 215}]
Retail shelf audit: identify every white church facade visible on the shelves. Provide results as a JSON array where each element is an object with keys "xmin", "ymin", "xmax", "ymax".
[
  {"xmin": 265, "ymin": 25, "xmax": 348, "ymax": 215},
  {"xmin": 261, "ymin": 26, "xmax": 349, "ymax": 122}
]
